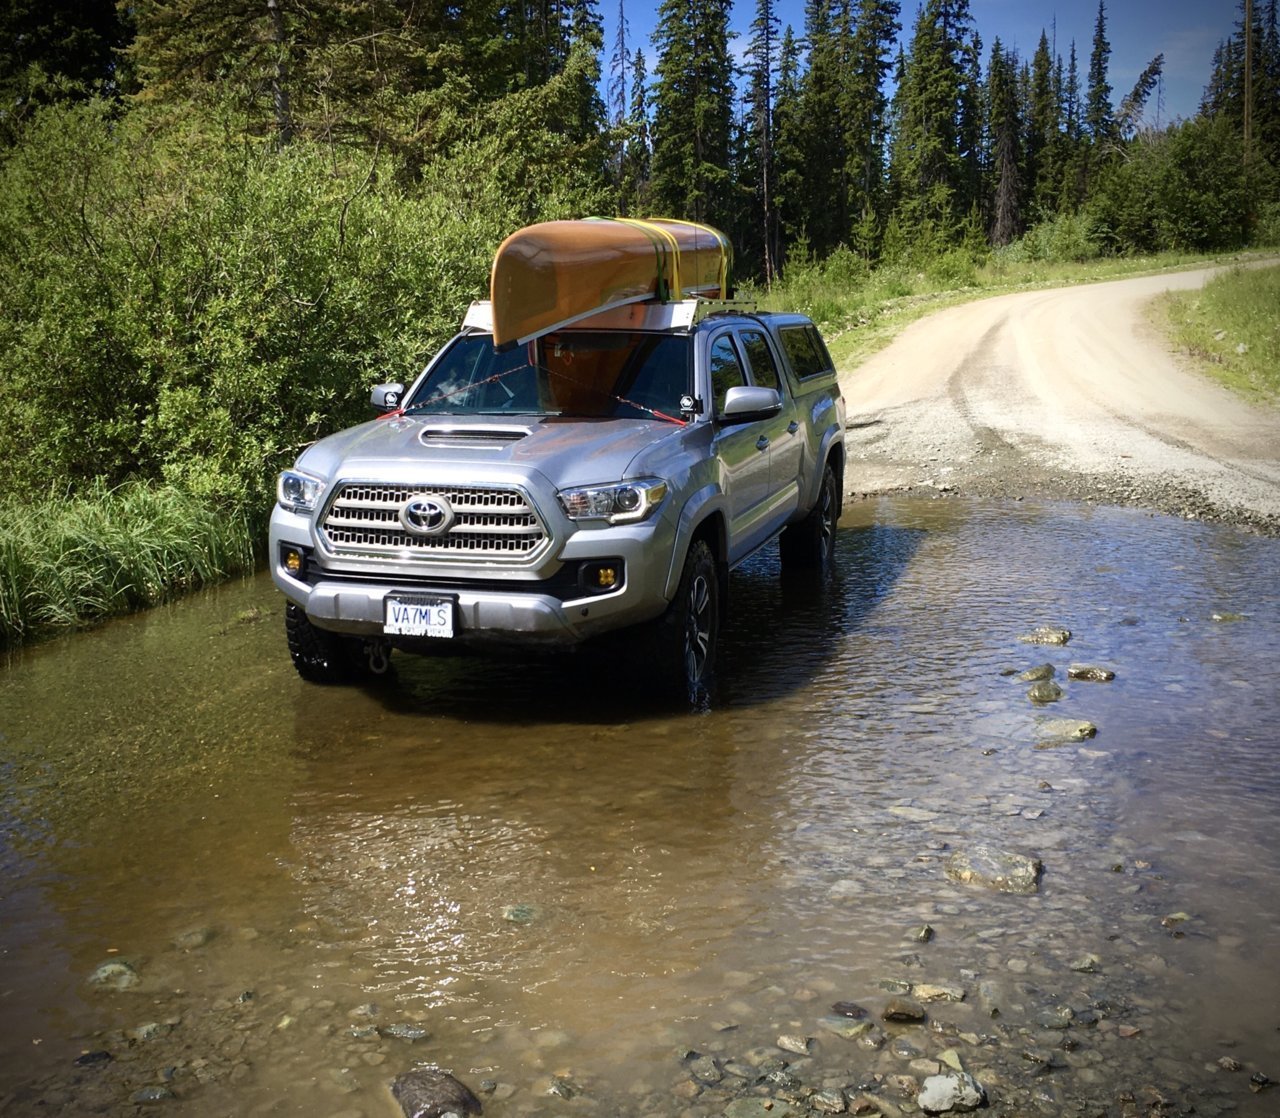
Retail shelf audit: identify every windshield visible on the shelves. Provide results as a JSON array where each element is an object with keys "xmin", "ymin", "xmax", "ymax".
[{"xmin": 403, "ymin": 332, "xmax": 692, "ymax": 422}]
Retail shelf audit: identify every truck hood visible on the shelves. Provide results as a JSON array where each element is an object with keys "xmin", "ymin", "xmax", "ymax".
[{"xmin": 295, "ymin": 414, "xmax": 685, "ymax": 489}]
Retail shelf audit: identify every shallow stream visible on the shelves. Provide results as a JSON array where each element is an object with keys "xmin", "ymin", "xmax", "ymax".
[{"xmin": 1, "ymin": 498, "xmax": 1278, "ymax": 1116}]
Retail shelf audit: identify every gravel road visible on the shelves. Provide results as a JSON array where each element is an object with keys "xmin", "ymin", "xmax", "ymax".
[{"xmin": 838, "ymin": 267, "xmax": 1280, "ymax": 536}]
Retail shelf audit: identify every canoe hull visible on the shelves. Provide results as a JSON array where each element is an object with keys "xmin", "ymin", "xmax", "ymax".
[{"xmin": 490, "ymin": 218, "xmax": 732, "ymax": 347}]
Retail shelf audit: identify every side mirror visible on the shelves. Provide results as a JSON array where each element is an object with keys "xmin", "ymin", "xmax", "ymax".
[
  {"xmin": 371, "ymin": 383, "xmax": 405, "ymax": 413},
  {"xmin": 719, "ymin": 385, "xmax": 782, "ymax": 423}
]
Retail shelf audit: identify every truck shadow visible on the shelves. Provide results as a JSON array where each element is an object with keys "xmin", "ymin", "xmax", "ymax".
[{"xmin": 349, "ymin": 520, "xmax": 923, "ymax": 724}]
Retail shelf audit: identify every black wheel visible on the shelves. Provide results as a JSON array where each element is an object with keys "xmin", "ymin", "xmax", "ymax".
[
  {"xmin": 284, "ymin": 602, "xmax": 378, "ymax": 684},
  {"xmin": 652, "ymin": 538, "xmax": 720, "ymax": 704},
  {"xmin": 780, "ymin": 462, "xmax": 840, "ymax": 572}
]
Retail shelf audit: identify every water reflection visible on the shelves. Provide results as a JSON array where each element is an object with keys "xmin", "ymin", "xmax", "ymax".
[{"xmin": 1, "ymin": 498, "xmax": 1278, "ymax": 1116}]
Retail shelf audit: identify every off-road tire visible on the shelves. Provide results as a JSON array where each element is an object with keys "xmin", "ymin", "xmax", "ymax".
[
  {"xmin": 284, "ymin": 602, "xmax": 368, "ymax": 684},
  {"xmin": 653, "ymin": 538, "xmax": 720, "ymax": 704},
  {"xmin": 780, "ymin": 462, "xmax": 839, "ymax": 572}
]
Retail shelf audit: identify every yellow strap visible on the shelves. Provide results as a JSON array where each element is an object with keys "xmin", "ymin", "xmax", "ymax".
[
  {"xmin": 648, "ymin": 218, "xmax": 730, "ymax": 297},
  {"xmin": 614, "ymin": 217, "xmax": 685, "ymax": 300}
]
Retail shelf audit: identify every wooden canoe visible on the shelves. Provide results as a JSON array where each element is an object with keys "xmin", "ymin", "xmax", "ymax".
[{"xmin": 489, "ymin": 218, "xmax": 732, "ymax": 347}]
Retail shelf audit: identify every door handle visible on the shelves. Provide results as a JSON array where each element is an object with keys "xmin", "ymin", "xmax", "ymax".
[
  {"xmin": 756, "ymin": 436, "xmax": 770, "ymax": 452},
  {"xmin": 787, "ymin": 421, "xmax": 799, "ymax": 435}
]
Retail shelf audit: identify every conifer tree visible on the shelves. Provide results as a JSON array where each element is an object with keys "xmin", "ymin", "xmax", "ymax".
[
  {"xmin": 844, "ymin": 0, "xmax": 901, "ymax": 257},
  {"xmin": 620, "ymin": 48, "xmax": 652, "ymax": 214},
  {"xmin": 799, "ymin": 0, "xmax": 848, "ymax": 255},
  {"xmin": 1026, "ymin": 31, "xmax": 1060, "ymax": 217},
  {"xmin": 743, "ymin": 0, "xmax": 781, "ymax": 279},
  {"xmin": 887, "ymin": 0, "xmax": 983, "ymax": 246},
  {"xmin": 772, "ymin": 26, "xmax": 807, "ymax": 260},
  {"xmin": 650, "ymin": 0, "xmax": 736, "ymax": 227},
  {"xmin": 1086, "ymin": 0, "xmax": 1114, "ymax": 144},
  {"xmin": 986, "ymin": 38, "xmax": 1022, "ymax": 244}
]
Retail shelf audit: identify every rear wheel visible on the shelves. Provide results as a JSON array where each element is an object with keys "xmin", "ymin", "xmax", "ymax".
[
  {"xmin": 780, "ymin": 462, "xmax": 839, "ymax": 572},
  {"xmin": 284, "ymin": 603, "xmax": 389, "ymax": 684}
]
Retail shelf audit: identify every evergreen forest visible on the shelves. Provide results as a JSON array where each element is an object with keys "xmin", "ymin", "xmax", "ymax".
[{"xmin": 0, "ymin": 0, "xmax": 1275, "ymax": 539}]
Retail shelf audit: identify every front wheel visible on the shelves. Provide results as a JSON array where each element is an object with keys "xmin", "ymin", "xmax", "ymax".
[
  {"xmin": 780, "ymin": 462, "xmax": 840, "ymax": 572},
  {"xmin": 650, "ymin": 539, "xmax": 720, "ymax": 705},
  {"xmin": 284, "ymin": 603, "xmax": 389, "ymax": 684}
]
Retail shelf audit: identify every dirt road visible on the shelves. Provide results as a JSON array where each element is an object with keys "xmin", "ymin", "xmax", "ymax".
[{"xmin": 839, "ymin": 267, "xmax": 1280, "ymax": 535}]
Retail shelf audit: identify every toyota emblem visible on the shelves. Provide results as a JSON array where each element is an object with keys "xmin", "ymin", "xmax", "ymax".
[{"xmin": 399, "ymin": 494, "xmax": 455, "ymax": 537}]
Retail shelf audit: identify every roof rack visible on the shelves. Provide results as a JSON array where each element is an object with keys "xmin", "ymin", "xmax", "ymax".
[{"xmin": 463, "ymin": 296, "xmax": 757, "ymax": 336}]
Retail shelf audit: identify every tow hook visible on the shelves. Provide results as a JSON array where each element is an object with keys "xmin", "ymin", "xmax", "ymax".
[{"xmin": 365, "ymin": 641, "xmax": 392, "ymax": 675}]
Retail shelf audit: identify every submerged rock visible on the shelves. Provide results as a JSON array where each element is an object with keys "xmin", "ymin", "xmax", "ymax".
[
  {"xmin": 1018, "ymin": 663, "xmax": 1056, "ymax": 682},
  {"xmin": 882, "ymin": 996, "xmax": 927, "ymax": 1022},
  {"xmin": 87, "ymin": 961, "xmax": 139, "ymax": 990},
  {"xmin": 1027, "ymin": 681, "xmax": 1064, "ymax": 704},
  {"xmin": 945, "ymin": 846, "xmax": 1042, "ymax": 894},
  {"xmin": 1018, "ymin": 625, "xmax": 1072, "ymax": 645},
  {"xmin": 391, "ymin": 1068, "xmax": 483, "ymax": 1118}
]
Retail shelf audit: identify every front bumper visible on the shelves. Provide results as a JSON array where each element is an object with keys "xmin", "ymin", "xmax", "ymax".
[{"xmin": 268, "ymin": 504, "xmax": 679, "ymax": 647}]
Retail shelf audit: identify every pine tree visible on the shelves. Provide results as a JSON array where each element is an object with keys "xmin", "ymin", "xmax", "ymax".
[
  {"xmin": 772, "ymin": 26, "xmax": 807, "ymax": 261},
  {"xmin": 1026, "ymin": 31, "xmax": 1059, "ymax": 218},
  {"xmin": 1086, "ymin": 0, "xmax": 1113, "ymax": 144},
  {"xmin": 743, "ymin": 0, "xmax": 781, "ymax": 279},
  {"xmin": 0, "ymin": 0, "xmax": 135, "ymax": 138},
  {"xmin": 799, "ymin": 0, "xmax": 849, "ymax": 255},
  {"xmin": 986, "ymin": 38, "xmax": 1022, "ymax": 245},
  {"xmin": 887, "ymin": 0, "xmax": 984, "ymax": 246},
  {"xmin": 650, "ymin": 0, "xmax": 736, "ymax": 227},
  {"xmin": 620, "ymin": 48, "xmax": 652, "ymax": 214},
  {"xmin": 844, "ymin": 0, "xmax": 902, "ymax": 257}
]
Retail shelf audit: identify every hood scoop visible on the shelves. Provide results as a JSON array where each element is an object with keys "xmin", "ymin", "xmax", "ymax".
[{"xmin": 418, "ymin": 426, "xmax": 529, "ymax": 449}]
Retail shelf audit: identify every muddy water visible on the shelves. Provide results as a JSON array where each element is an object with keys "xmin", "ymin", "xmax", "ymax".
[{"xmin": 1, "ymin": 498, "xmax": 1278, "ymax": 1117}]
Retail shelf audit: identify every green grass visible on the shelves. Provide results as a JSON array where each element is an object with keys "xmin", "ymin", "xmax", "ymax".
[
  {"xmin": 744, "ymin": 244, "xmax": 1271, "ymax": 373},
  {"xmin": 0, "ymin": 482, "xmax": 257, "ymax": 647},
  {"xmin": 1156, "ymin": 265, "xmax": 1280, "ymax": 400}
]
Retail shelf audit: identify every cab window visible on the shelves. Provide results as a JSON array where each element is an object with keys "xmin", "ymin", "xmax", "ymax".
[{"xmin": 709, "ymin": 335, "xmax": 746, "ymax": 414}]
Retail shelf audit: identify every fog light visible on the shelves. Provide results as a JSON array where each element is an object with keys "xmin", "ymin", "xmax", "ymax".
[
  {"xmin": 580, "ymin": 560, "xmax": 622, "ymax": 594},
  {"xmin": 283, "ymin": 547, "xmax": 304, "ymax": 575}
]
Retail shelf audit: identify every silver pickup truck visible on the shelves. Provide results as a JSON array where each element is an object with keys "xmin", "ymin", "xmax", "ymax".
[{"xmin": 269, "ymin": 298, "xmax": 845, "ymax": 700}]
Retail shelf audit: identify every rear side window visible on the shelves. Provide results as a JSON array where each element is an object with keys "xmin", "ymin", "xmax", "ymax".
[
  {"xmin": 739, "ymin": 329, "xmax": 781, "ymax": 390},
  {"xmin": 779, "ymin": 325, "xmax": 835, "ymax": 380}
]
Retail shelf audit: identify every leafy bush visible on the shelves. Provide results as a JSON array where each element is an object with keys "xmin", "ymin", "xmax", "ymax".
[
  {"xmin": 996, "ymin": 212, "xmax": 1103, "ymax": 264},
  {"xmin": 0, "ymin": 86, "xmax": 603, "ymax": 510}
]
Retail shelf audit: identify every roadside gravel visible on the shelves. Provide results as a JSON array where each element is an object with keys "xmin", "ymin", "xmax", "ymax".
[{"xmin": 838, "ymin": 267, "xmax": 1280, "ymax": 536}]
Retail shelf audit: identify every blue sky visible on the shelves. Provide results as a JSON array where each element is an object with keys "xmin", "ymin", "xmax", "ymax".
[{"xmin": 602, "ymin": 0, "xmax": 1241, "ymax": 127}]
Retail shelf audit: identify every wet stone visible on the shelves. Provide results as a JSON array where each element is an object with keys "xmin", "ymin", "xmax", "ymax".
[
  {"xmin": 882, "ymin": 997, "xmax": 927, "ymax": 1022},
  {"xmin": 87, "ymin": 960, "xmax": 140, "ymax": 990},
  {"xmin": 945, "ymin": 846, "xmax": 1043, "ymax": 894},
  {"xmin": 131, "ymin": 1086, "xmax": 175, "ymax": 1104},
  {"xmin": 810, "ymin": 1087, "xmax": 848, "ymax": 1113},
  {"xmin": 172, "ymin": 926, "xmax": 215, "ymax": 950},
  {"xmin": 390, "ymin": 1068, "xmax": 483, "ymax": 1118},
  {"xmin": 777, "ymin": 1033, "xmax": 812, "ymax": 1055},
  {"xmin": 380, "ymin": 1023, "xmax": 430, "ymax": 1042},
  {"xmin": 821, "ymin": 1016, "xmax": 873, "ymax": 1040},
  {"xmin": 831, "ymin": 1001, "xmax": 869, "ymax": 1018},
  {"xmin": 1018, "ymin": 626, "xmax": 1072, "ymax": 645},
  {"xmin": 1018, "ymin": 663, "xmax": 1056, "ymax": 682},
  {"xmin": 911, "ymin": 924, "xmax": 935, "ymax": 944},
  {"xmin": 1027, "ymin": 681, "xmax": 1064, "ymax": 704},
  {"xmin": 1067, "ymin": 664, "xmax": 1115, "ymax": 682},
  {"xmin": 918, "ymin": 1072, "xmax": 986, "ymax": 1114},
  {"xmin": 913, "ymin": 983, "xmax": 964, "ymax": 1003}
]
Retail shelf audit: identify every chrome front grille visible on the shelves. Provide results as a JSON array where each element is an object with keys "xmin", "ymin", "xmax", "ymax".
[{"xmin": 319, "ymin": 483, "xmax": 547, "ymax": 561}]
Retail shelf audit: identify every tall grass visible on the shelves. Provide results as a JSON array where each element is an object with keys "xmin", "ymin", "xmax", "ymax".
[
  {"xmin": 1158, "ymin": 265, "xmax": 1280, "ymax": 399},
  {"xmin": 0, "ymin": 482, "xmax": 256, "ymax": 647}
]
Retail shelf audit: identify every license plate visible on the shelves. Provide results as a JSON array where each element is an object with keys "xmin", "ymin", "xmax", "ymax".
[{"xmin": 384, "ymin": 594, "xmax": 454, "ymax": 638}]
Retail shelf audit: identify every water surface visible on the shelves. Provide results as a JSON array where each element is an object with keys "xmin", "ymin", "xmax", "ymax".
[{"xmin": 1, "ymin": 498, "xmax": 1278, "ymax": 1115}]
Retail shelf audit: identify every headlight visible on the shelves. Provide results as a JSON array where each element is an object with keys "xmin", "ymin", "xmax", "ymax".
[
  {"xmin": 558, "ymin": 478, "xmax": 668, "ymax": 524},
  {"xmin": 277, "ymin": 469, "xmax": 326, "ymax": 514}
]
